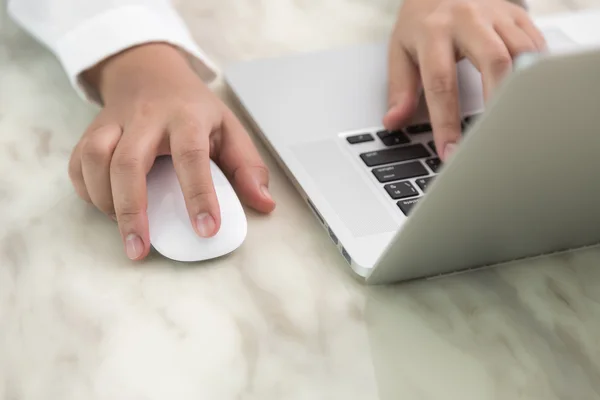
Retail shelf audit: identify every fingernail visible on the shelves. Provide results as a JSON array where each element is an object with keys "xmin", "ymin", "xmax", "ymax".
[
  {"xmin": 443, "ymin": 143, "xmax": 457, "ymax": 162},
  {"xmin": 125, "ymin": 234, "xmax": 143, "ymax": 260},
  {"xmin": 260, "ymin": 185, "xmax": 273, "ymax": 202},
  {"xmin": 196, "ymin": 213, "xmax": 216, "ymax": 237}
]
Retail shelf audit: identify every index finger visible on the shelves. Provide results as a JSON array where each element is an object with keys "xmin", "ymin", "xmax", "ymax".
[{"xmin": 417, "ymin": 33, "xmax": 462, "ymax": 162}]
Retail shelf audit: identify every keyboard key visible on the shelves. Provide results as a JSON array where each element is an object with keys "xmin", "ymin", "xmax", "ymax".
[
  {"xmin": 376, "ymin": 130, "xmax": 410, "ymax": 147},
  {"xmin": 425, "ymin": 158, "xmax": 441, "ymax": 173},
  {"xmin": 398, "ymin": 198, "xmax": 420, "ymax": 215},
  {"xmin": 384, "ymin": 181, "xmax": 419, "ymax": 199},
  {"xmin": 416, "ymin": 176, "xmax": 433, "ymax": 191},
  {"xmin": 406, "ymin": 123, "xmax": 432, "ymax": 134},
  {"xmin": 372, "ymin": 161, "xmax": 428, "ymax": 183},
  {"xmin": 346, "ymin": 133, "xmax": 374, "ymax": 144},
  {"xmin": 428, "ymin": 141, "xmax": 437, "ymax": 155},
  {"xmin": 360, "ymin": 144, "xmax": 430, "ymax": 167}
]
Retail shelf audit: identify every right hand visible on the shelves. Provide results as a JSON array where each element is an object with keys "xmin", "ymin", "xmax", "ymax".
[
  {"xmin": 384, "ymin": 0, "xmax": 546, "ymax": 161},
  {"xmin": 69, "ymin": 43, "xmax": 276, "ymax": 261}
]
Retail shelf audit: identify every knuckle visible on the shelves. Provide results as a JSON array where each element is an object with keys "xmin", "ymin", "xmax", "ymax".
[
  {"xmin": 231, "ymin": 163, "xmax": 269, "ymax": 182},
  {"xmin": 111, "ymin": 150, "xmax": 144, "ymax": 175},
  {"xmin": 81, "ymin": 137, "xmax": 112, "ymax": 166},
  {"xmin": 452, "ymin": 1, "xmax": 481, "ymax": 19},
  {"xmin": 437, "ymin": 119, "xmax": 461, "ymax": 136},
  {"xmin": 485, "ymin": 46, "xmax": 512, "ymax": 71},
  {"xmin": 117, "ymin": 209, "xmax": 142, "ymax": 219},
  {"xmin": 176, "ymin": 102, "xmax": 203, "ymax": 120},
  {"xmin": 80, "ymin": 125, "xmax": 120, "ymax": 165},
  {"xmin": 186, "ymin": 183, "xmax": 214, "ymax": 204},
  {"xmin": 512, "ymin": 7, "xmax": 531, "ymax": 22},
  {"xmin": 424, "ymin": 72, "xmax": 455, "ymax": 95},
  {"xmin": 174, "ymin": 113, "xmax": 210, "ymax": 137},
  {"xmin": 184, "ymin": 183, "xmax": 216, "ymax": 214},
  {"xmin": 422, "ymin": 15, "xmax": 451, "ymax": 36},
  {"xmin": 133, "ymin": 99, "xmax": 159, "ymax": 118},
  {"xmin": 174, "ymin": 146, "xmax": 209, "ymax": 167},
  {"xmin": 115, "ymin": 200, "xmax": 144, "ymax": 220},
  {"xmin": 253, "ymin": 164, "xmax": 270, "ymax": 177}
]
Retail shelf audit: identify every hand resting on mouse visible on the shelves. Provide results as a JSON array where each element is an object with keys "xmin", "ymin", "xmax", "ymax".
[{"xmin": 69, "ymin": 44, "xmax": 276, "ymax": 261}]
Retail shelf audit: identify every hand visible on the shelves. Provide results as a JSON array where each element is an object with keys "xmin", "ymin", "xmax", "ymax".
[
  {"xmin": 384, "ymin": 0, "xmax": 546, "ymax": 161},
  {"xmin": 68, "ymin": 43, "xmax": 276, "ymax": 261}
]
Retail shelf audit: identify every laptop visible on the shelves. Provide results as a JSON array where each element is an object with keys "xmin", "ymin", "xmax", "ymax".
[{"xmin": 223, "ymin": 9, "xmax": 600, "ymax": 284}]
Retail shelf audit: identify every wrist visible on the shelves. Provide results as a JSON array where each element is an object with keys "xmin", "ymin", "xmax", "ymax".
[{"xmin": 83, "ymin": 43, "xmax": 194, "ymax": 104}]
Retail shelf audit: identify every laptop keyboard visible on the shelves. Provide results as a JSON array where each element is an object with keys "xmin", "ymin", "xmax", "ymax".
[{"xmin": 346, "ymin": 115, "xmax": 477, "ymax": 216}]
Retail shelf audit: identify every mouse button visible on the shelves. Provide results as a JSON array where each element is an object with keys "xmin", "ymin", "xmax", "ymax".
[
  {"xmin": 148, "ymin": 192, "xmax": 192, "ymax": 238},
  {"xmin": 214, "ymin": 184, "xmax": 244, "ymax": 218},
  {"xmin": 148, "ymin": 155, "xmax": 173, "ymax": 177},
  {"xmin": 208, "ymin": 160, "xmax": 231, "ymax": 186},
  {"xmin": 215, "ymin": 193, "xmax": 247, "ymax": 244}
]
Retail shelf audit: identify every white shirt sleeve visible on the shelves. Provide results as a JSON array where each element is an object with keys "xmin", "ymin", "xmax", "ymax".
[{"xmin": 6, "ymin": 0, "xmax": 218, "ymax": 104}]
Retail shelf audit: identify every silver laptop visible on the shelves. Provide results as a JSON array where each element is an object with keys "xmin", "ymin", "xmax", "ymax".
[{"xmin": 223, "ymin": 9, "xmax": 600, "ymax": 284}]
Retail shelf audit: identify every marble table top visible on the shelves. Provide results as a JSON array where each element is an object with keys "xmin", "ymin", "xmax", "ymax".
[{"xmin": 2, "ymin": 0, "xmax": 600, "ymax": 399}]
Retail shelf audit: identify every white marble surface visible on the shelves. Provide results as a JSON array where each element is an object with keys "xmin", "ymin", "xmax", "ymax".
[{"xmin": 2, "ymin": 0, "xmax": 600, "ymax": 399}]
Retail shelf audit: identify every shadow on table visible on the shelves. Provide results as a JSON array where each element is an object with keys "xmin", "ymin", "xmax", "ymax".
[{"xmin": 361, "ymin": 248, "xmax": 600, "ymax": 399}]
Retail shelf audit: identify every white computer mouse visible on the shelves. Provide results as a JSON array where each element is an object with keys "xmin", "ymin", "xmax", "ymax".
[{"xmin": 146, "ymin": 156, "xmax": 247, "ymax": 262}]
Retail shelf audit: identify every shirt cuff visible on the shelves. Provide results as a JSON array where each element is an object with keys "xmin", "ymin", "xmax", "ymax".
[
  {"xmin": 510, "ymin": 0, "xmax": 529, "ymax": 9},
  {"xmin": 53, "ymin": 5, "xmax": 218, "ymax": 105}
]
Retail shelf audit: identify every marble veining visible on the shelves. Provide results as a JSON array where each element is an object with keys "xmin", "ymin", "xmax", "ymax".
[{"xmin": 2, "ymin": 0, "xmax": 600, "ymax": 399}]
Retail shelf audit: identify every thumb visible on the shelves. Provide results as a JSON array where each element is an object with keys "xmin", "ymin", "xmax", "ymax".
[
  {"xmin": 383, "ymin": 44, "xmax": 420, "ymax": 130},
  {"xmin": 230, "ymin": 165, "xmax": 275, "ymax": 214},
  {"xmin": 218, "ymin": 108, "xmax": 276, "ymax": 214}
]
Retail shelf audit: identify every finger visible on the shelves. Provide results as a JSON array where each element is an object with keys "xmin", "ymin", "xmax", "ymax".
[
  {"xmin": 494, "ymin": 20, "xmax": 537, "ymax": 59},
  {"xmin": 455, "ymin": 21, "xmax": 513, "ymax": 101},
  {"xmin": 217, "ymin": 107, "xmax": 276, "ymax": 213},
  {"xmin": 80, "ymin": 124, "xmax": 122, "ymax": 218},
  {"xmin": 514, "ymin": 13, "xmax": 547, "ymax": 51},
  {"xmin": 110, "ymin": 119, "xmax": 162, "ymax": 261},
  {"xmin": 417, "ymin": 21, "xmax": 462, "ymax": 162},
  {"xmin": 68, "ymin": 141, "xmax": 92, "ymax": 203},
  {"xmin": 383, "ymin": 40, "xmax": 421, "ymax": 130},
  {"xmin": 169, "ymin": 115, "xmax": 221, "ymax": 238}
]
